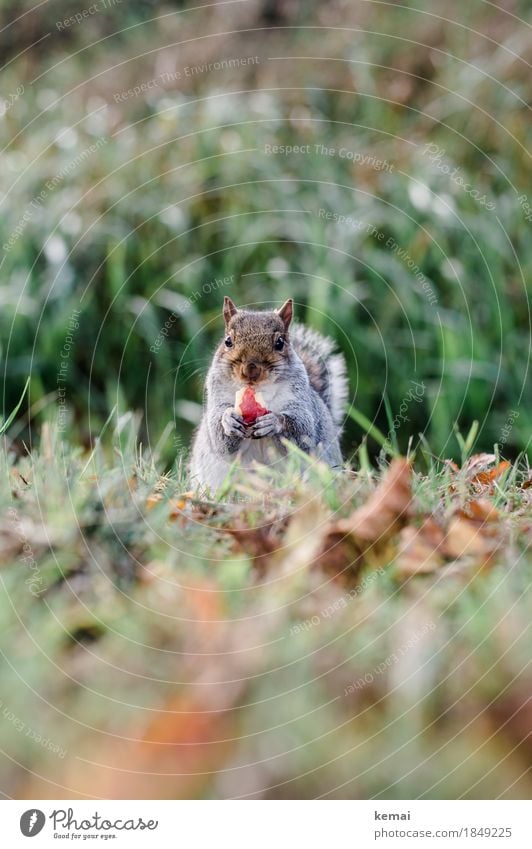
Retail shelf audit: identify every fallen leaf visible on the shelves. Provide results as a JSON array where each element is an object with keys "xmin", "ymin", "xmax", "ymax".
[
  {"xmin": 443, "ymin": 516, "xmax": 500, "ymax": 562},
  {"xmin": 336, "ymin": 458, "xmax": 412, "ymax": 542},
  {"xmin": 444, "ymin": 459, "xmax": 460, "ymax": 474},
  {"xmin": 464, "ymin": 453, "xmax": 497, "ymax": 477},
  {"xmin": 227, "ymin": 519, "xmax": 287, "ymax": 569},
  {"xmin": 471, "ymin": 461, "xmax": 510, "ymax": 488},
  {"xmin": 395, "ymin": 525, "xmax": 444, "ymax": 577},
  {"xmin": 445, "ymin": 454, "xmax": 512, "ymax": 496},
  {"xmin": 461, "ymin": 499, "xmax": 501, "ymax": 523},
  {"xmin": 318, "ymin": 458, "xmax": 412, "ymax": 574}
]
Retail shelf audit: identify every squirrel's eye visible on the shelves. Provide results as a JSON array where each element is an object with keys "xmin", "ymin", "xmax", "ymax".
[
  {"xmin": 274, "ymin": 336, "xmax": 285, "ymax": 351},
  {"xmin": 225, "ymin": 336, "xmax": 233, "ymax": 348}
]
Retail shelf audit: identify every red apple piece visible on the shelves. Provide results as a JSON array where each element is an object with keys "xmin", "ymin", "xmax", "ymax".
[{"xmin": 234, "ymin": 386, "xmax": 269, "ymax": 425}]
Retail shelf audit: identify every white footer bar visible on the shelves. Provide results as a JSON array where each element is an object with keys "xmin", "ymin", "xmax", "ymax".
[{"xmin": 3, "ymin": 800, "xmax": 531, "ymax": 848}]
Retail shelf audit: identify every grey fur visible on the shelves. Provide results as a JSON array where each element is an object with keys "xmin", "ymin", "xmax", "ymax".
[
  {"xmin": 190, "ymin": 304, "xmax": 348, "ymax": 493},
  {"xmin": 289, "ymin": 324, "xmax": 349, "ymax": 428}
]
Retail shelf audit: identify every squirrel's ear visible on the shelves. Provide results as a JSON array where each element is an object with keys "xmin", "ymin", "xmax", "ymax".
[
  {"xmin": 223, "ymin": 296, "xmax": 238, "ymax": 325},
  {"xmin": 277, "ymin": 298, "xmax": 293, "ymax": 330}
]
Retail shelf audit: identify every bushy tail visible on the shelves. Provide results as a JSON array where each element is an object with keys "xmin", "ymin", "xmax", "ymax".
[{"xmin": 290, "ymin": 324, "xmax": 348, "ymax": 430}]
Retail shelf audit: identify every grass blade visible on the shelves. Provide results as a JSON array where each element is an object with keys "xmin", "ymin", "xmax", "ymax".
[
  {"xmin": 0, "ymin": 377, "xmax": 30, "ymax": 435},
  {"xmin": 346, "ymin": 406, "xmax": 397, "ymax": 456}
]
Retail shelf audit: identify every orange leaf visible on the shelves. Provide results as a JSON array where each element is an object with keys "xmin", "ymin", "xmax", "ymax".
[
  {"xmin": 464, "ymin": 453, "xmax": 497, "ymax": 477},
  {"xmin": 471, "ymin": 461, "xmax": 510, "ymax": 487}
]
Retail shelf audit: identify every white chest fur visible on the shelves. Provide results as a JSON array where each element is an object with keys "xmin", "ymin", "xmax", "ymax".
[
  {"xmin": 238, "ymin": 436, "xmax": 276, "ymax": 466},
  {"xmin": 247, "ymin": 379, "xmax": 293, "ymax": 413}
]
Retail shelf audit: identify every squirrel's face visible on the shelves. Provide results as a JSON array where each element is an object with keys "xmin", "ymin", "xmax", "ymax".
[{"xmin": 220, "ymin": 297, "xmax": 293, "ymax": 385}]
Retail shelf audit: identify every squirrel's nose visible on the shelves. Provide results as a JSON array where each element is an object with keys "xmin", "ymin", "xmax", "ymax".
[{"xmin": 243, "ymin": 361, "xmax": 261, "ymax": 382}]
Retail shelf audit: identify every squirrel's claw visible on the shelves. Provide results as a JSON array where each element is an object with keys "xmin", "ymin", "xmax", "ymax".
[
  {"xmin": 221, "ymin": 408, "xmax": 247, "ymax": 438},
  {"xmin": 250, "ymin": 412, "xmax": 283, "ymax": 439}
]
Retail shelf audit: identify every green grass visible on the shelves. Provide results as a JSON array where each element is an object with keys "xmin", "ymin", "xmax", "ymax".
[
  {"xmin": 0, "ymin": 0, "xmax": 530, "ymax": 461},
  {"xmin": 0, "ymin": 420, "xmax": 531, "ymax": 799},
  {"xmin": 0, "ymin": 0, "xmax": 531, "ymax": 801},
  {"xmin": 0, "ymin": 377, "xmax": 29, "ymax": 435}
]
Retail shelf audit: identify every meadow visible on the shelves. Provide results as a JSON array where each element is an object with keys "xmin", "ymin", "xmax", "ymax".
[
  {"xmin": 0, "ymin": 0, "xmax": 531, "ymax": 799},
  {"xmin": 1, "ymin": 0, "xmax": 530, "ymax": 460}
]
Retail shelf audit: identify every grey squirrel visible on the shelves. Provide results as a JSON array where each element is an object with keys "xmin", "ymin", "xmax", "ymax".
[{"xmin": 190, "ymin": 297, "xmax": 348, "ymax": 492}]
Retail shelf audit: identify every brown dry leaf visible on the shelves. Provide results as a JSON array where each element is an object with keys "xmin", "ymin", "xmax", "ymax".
[
  {"xmin": 444, "ymin": 459, "xmax": 460, "ymax": 474},
  {"xmin": 275, "ymin": 495, "xmax": 330, "ymax": 576},
  {"xmin": 318, "ymin": 458, "xmax": 412, "ymax": 574},
  {"xmin": 445, "ymin": 454, "xmax": 511, "ymax": 496},
  {"xmin": 394, "ymin": 518, "xmax": 445, "ymax": 578},
  {"xmin": 462, "ymin": 498, "xmax": 501, "ymax": 523},
  {"xmin": 420, "ymin": 516, "xmax": 446, "ymax": 547},
  {"xmin": 395, "ymin": 499, "xmax": 506, "ymax": 578},
  {"xmin": 336, "ymin": 458, "xmax": 412, "ymax": 543},
  {"xmin": 227, "ymin": 519, "xmax": 287, "ymax": 570},
  {"xmin": 443, "ymin": 516, "xmax": 500, "ymax": 562},
  {"xmin": 471, "ymin": 461, "xmax": 511, "ymax": 488},
  {"xmin": 464, "ymin": 453, "xmax": 498, "ymax": 477}
]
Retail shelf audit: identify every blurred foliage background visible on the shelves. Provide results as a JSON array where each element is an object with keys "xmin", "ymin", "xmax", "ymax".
[
  {"xmin": 1, "ymin": 0, "xmax": 532, "ymax": 804},
  {"xmin": 0, "ymin": 0, "xmax": 530, "ymax": 461}
]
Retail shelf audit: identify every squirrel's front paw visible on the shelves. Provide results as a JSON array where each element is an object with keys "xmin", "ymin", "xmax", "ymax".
[
  {"xmin": 250, "ymin": 412, "xmax": 283, "ymax": 439},
  {"xmin": 221, "ymin": 407, "xmax": 247, "ymax": 438}
]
